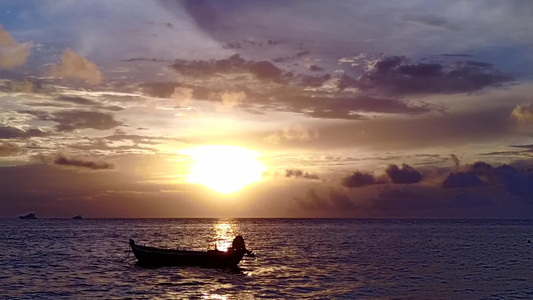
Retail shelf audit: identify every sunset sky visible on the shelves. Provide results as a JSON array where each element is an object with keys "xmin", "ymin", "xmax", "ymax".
[{"xmin": 1, "ymin": 1, "xmax": 533, "ymax": 218}]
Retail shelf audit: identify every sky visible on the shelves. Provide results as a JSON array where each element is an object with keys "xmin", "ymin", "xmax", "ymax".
[{"xmin": 1, "ymin": 0, "xmax": 533, "ymax": 218}]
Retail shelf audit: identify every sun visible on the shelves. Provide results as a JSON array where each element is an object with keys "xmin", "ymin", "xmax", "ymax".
[{"xmin": 180, "ymin": 145, "xmax": 267, "ymax": 194}]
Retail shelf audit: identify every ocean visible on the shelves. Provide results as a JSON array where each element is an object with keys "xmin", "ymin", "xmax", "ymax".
[{"xmin": 0, "ymin": 218, "xmax": 532, "ymax": 299}]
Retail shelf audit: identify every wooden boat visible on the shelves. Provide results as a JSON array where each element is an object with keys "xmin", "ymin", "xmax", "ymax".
[
  {"xmin": 129, "ymin": 236, "xmax": 253, "ymax": 268},
  {"xmin": 19, "ymin": 213, "xmax": 37, "ymax": 219}
]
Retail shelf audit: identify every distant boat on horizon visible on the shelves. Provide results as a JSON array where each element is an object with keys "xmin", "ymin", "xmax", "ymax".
[
  {"xmin": 19, "ymin": 213, "xmax": 37, "ymax": 219},
  {"xmin": 73, "ymin": 215, "xmax": 83, "ymax": 219}
]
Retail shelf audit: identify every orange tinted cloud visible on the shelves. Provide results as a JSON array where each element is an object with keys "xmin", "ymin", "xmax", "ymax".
[
  {"xmin": 511, "ymin": 103, "xmax": 533, "ymax": 122},
  {"xmin": 0, "ymin": 24, "xmax": 31, "ymax": 69},
  {"xmin": 50, "ymin": 48, "xmax": 103, "ymax": 84}
]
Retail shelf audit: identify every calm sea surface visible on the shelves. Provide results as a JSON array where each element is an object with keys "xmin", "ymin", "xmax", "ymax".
[{"xmin": 0, "ymin": 218, "xmax": 532, "ymax": 299}]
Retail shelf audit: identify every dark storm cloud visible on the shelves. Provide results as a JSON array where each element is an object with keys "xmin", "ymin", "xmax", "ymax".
[
  {"xmin": 294, "ymin": 188, "xmax": 331, "ymax": 210},
  {"xmin": 162, "ymin": 53, "xmax": 510, "ymax": 121},
  {"xmin": 341, "ymin": 171, "xmax": 385, "ymax": 188},
  {"xmin": 385, "ymin": 164, "xmax": 423, "ymax": 184},
  {"xmin": 139, "ymin": 81, "xmax": 180, "ymax": 98},
  {"xmin": 285, "ymin": 169, "xmax": 320, "ymax": 180},
  {"xmin": 292, "ymin": 181, "xmax": 522, "ymax": 218},
  {"xmin": 350, "ymin": 55, "xmax": 513, "ymax": 95},
  {"xmin": 341, "ymin": 164, "xmax": 422, "ymax": 189},
  {"xmin": 171, "ymin": 54, "xmax": 286, "ymax": 82},
  {"xmin": 294, "ymin": 188, "xmax": 356, "ymax": 211},
  {"xmin": 19, "ymin": 109, "xmax": 122, "ymax": 132},
  {"xmin": 52, "ymin": 110, "xmax": 122, "ymax": 132},
  {"xmin": 442, "ymin": 161, "xmax": 533, "ymax": 202},
  {"xmin": 329, "ymin": 190, "xmax": 355, "ymax": 210},
  {"xmin": 161, "ymin": 51, "xmax": 511, "ymax": 121},
  {"xmin": 370, "ymin": 187, "xmax": 492, "ymax": 212},
  {"xmin": 450, "ymin": 154, "xmax": 460, "ymax": 168},
  {"xmin": 0, "ymin": 142, "xmax": 22, "ymax": 156},
  {"xmin": 0, "ymin": 126, "xmax": 47, "ymax": 139},
  {"xmin": 142, "ymin": 69, "xmax": 431, "ymax": 119},
  {"xmin": 443, "ymin": 172, "xmax": 483, "ymax": 188},
  {"xmin": 371, "ymin": 188, "xmax": 432, "ymax": 211},
  {"xmin": 54, "ymin": 153, "xmax": 115, "ymax": 170}
]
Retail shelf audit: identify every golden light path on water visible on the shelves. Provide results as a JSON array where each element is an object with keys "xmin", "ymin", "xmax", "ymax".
[
  {"xmin": 213, "ymin": 219, "xmax": 237, "ymax": 252},
  {"xmin": 179, "ymin": 145, "xmax": 267, "ymax": 194}
]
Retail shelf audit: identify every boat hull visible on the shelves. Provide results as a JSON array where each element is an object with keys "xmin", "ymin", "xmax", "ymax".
[
  {"xmin": 19, "ymin": 213, "xmax": 37, "ymax": 219},
  {"xmin": 129, "ymin": 239, "xmax": 246, "ymax": 268}
]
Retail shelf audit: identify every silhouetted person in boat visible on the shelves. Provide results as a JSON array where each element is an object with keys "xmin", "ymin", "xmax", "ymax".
[{"xmin": 231, "ymin": 235, "xmax": 254, "ymax": 256}]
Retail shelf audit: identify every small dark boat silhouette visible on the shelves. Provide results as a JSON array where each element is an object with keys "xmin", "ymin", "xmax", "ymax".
[
  {"xmin": 73, "ymin": 215, "xmax": 83, "ymax": 219},
  {"xmin": 19, "ymin": 213, "xmax": 37, "ymax": 219},
  {"xmin": 129, "ymin": 236, "xmax": 254, "ymax": 268}
]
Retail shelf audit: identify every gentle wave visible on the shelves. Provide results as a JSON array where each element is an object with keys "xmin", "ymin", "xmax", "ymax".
[{"xmin": 0, "ymin": 219, "xmax": 532, "ymax": 299}]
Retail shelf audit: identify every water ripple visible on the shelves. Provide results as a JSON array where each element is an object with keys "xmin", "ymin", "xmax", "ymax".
[{"xmin": 0, "ymin": 219, "xmax": 532, "ymax": 299}]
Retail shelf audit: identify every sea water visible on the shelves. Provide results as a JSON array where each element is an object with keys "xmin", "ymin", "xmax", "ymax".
[{"xmin": 0, "ymin": 218, "xmax": 532, "ymax": 299}]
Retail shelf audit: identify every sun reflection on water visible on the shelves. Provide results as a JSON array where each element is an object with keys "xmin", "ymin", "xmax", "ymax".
[{"xmin": 213, "ymin": 219, "xmax": 238, "ymax": 252}]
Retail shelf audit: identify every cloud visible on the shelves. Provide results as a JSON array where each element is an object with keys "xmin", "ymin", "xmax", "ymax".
[
  {"xmin": 0, "ymin": 126, "xmax": 47, "ymax": 139},
  {"xmin": 171, "ymin": 54, "xmax": 286, "ymax": 82},
  {"xmin": 285, "ymin": 169, "xmax": 320, "ymax": 180},
  {"xmin": 220, "ymin": 91, "xmax": 246, "ymax": 108},
  {"xmin": 371, "ymin": 188, "xmax": 433, "ymax": 212},
  {"xmin": 20, "ymin": 109, "xmax": 122, "ymax": 132},
  {"xmin": 341, "ymin": 171, "xmax": 385, "ymax": 188},
  {"xmin": 53, "ymin": 110, "xmax": 122, "ymax": 132},
  {"xmin": 294, "ymin": 188, "xmax": 356, "ymax": 211},
  {"xmin": 0, "ymin": 142, "xmax": 22, "ymax": 156},
  {"xmin": 52, "ymin": 95, "xmax": 124, "ymax": 111},
  {"xmin": 171, "ymin": 87, "xmax": 194, "ymax": 106},
  {"xmin": 511, "ymin": 103, "xmax": 533, "ymax": 122},
  {"xmin": 329, "ymin": 190, "xmax": 355, "ymax": 210},
  {"xmin": 265, "ymin": 125, "xmax": 319, "ymax": 145},
  {"xmin": 140, "ymin": 82, "xmax": 180, "ymax": 98},
  {"xmin": 294, "ymin": 188, "xmax": 331, "ymax": 210},
  {"xmin": 450, "ymin": 154, "xmax": 460, "ymax": 168},
  {"xmin": 165, "ymin": 53, "xmax": 434, "ymax": 119},
  {"xmin": 402, "ymin": 14, "xmax": 456, "ymax": 29},
  {"xmin": 2, "ymin": 80, "xmax": 37, "ymax": 93},
  {"xmin": 56, "ymin": 95, "xmax": 99, "ymax": 106},
  {"xmin": 441, "ymin": 161, "xmax": 533, "ymax": 202},
  {"xmin": 0, "ymin": 24, "xmax": 31, "ymax": 69},
  {"xmin": 50, "ymin": 48, "xmax": 103, "ymax": 84},
  {"xmin": 442, "ymin": 171, "xmax": 483, "ymax": 188},
  {"xmin": 342, "ymin": 55, "xmax": 512, "ymax": 96},
  {"xmin": 281, "ymin": 95, "xmax": 430, "ymax": 120},
  {"xmin": 385, "ymin": 164, "xmax": 423, "ymax": 184},
  {"xmin": 314, "ymin": 107, "xmax": 513, "ymax": 150},
  {"xmin": 53, "ymin": 153, "xmax": 114, "ymax": 170}
]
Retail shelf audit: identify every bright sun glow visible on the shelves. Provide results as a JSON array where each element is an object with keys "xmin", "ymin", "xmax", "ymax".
[{"xmin": 180, "ymin": 145, "xmax": 267, "ymax": 194}]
